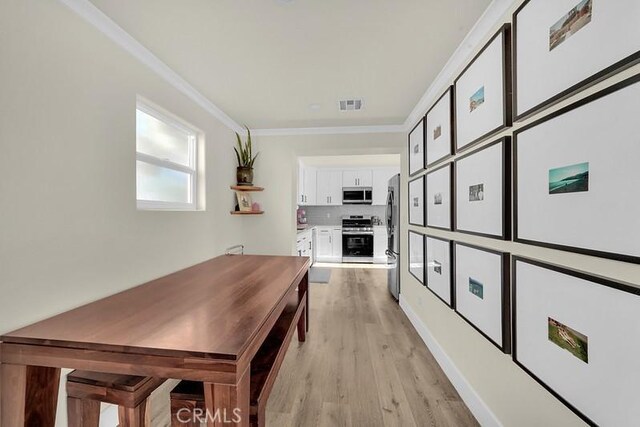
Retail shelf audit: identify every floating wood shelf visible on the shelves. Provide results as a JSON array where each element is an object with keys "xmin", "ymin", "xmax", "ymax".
[
  {"xmin": 230, "ymin": 211, "xmax": 264, "ymax": 215},
  {"xmin": 230, "ymin": 185, "xmax": 264, "ymax": 192}
]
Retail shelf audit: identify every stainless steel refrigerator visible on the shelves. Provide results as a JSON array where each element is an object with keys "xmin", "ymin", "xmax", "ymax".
[{"xmin": 386, "ymin": 174, "xmax": 400, "ymax": 300}]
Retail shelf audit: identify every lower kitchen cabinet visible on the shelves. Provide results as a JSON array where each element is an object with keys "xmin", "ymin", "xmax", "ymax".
[
  {"xmin": 316, "ymin": 226, "xmax": 342, "ymax": 262},
  {"xmin": 373, "ymin": 226, "xmax": 388, "ymax": 264},
  {"xmin": 296, "ymin": 229, "xmax": 314, "ymax": 262}
]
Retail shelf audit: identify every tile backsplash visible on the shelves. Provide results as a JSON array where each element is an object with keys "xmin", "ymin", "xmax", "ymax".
[{"xmin": 301, "ymin": 205, "xmax": 386, "ymax": 226}]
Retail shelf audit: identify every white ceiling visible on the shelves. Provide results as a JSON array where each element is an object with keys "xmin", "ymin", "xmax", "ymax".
[
  {"xmin": 88, "ymin": 0, "xmax": 492, "ymax": 130},
  {"xmin": 300, "ymin": 154, "xmax": 400, "ymax": 168}
]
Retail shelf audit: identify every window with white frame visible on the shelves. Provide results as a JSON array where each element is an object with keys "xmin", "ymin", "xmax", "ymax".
[{"xmin": 136, "ymin": 101, "xmax": 200, "ymax": 210}]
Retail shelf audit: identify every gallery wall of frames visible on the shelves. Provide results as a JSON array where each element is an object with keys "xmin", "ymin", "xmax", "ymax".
[{"xmin": 406, "ymin": 1, "xmax": 640, "ymax": 426}]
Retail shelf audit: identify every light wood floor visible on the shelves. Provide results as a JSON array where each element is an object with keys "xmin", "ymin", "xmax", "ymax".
[{"xmin": 148, "ymin": 268, "xmax": 477, "ymax": 426}]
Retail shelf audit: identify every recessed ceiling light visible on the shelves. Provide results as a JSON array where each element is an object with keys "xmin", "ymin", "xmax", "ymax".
[
  {"xmin": 277, "ymin": 0, "xmax": 294, "ymax": 4},
  {"xmin": 309, "ymin": 103, "xmax": 321, "ymax": 111}
]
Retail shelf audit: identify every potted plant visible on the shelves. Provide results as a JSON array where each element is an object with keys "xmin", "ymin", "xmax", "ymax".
[{"xmin": 234, "ymin": 127, "xmax": 259, "ymax": 186}]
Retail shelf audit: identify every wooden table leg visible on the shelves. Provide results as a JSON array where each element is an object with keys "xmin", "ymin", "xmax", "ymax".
[
  {"xmin": 299, "ymin": 272, "xmax": 309, "ymax": 332},
  {"xmin": 203, "ymin": 366, "xmax": 250, "ymax": 427},
  {"xmin": 1, "ymin": 363, "xmax": 60, "ymax": 427}
]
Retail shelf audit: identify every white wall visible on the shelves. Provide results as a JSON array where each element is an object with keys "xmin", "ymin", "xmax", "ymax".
[
  {"xmin": 399, "ymin": 2, "xmax": 640, "ymax": 427},
  {"xmin": 242, "ymin": 133, "xmax": 404, "ymax": 256},
  {"xmin": 0, "ymin": 2, "xmax": 243, "ymax": 424}
]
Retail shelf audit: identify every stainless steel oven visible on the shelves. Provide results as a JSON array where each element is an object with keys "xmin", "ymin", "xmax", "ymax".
[{"xmin": 342, "ymin": 216, "xmax": 374, "ymax": 263}]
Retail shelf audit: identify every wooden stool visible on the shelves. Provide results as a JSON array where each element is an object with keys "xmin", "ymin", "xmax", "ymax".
[
  {"xmin": 67, "ymin": 370, "xmax": 165, "ymax": 427},
  {"xmin": 170, "ymin": 294, "xmax": 306, "ymax": 427}
]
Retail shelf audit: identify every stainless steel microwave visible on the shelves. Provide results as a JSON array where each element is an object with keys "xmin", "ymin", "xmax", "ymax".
[{"xmin": 342, "ymin": 187, "xmax": 373, "ymax": 205}]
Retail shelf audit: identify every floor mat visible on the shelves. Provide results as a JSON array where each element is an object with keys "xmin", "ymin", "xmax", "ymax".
[{"xmin": 308, "ymin": 267, "xmax": 332, "ymax": 283}]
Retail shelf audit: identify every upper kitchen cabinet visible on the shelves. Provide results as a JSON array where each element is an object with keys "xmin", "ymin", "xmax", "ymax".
[
  {"xmin": 372, "ymin": 167, "xmax": 400, "ymax": 205},
  {"xmin": 316, "ymin": 170, "xmax": 342, "ymax": 206},
  {"xmin": 298, "ymin": 163, "xmax": 317, "ymax": 205},
  {"xmin": 342, "ymin": 170, "xmax": 373, "ymax": 188}
]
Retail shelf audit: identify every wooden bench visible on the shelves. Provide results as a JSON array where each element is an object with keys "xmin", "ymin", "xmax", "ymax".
[
  {"xmin": 67, "ymin": 370, "xmax": 164, "ymax": 427},
  {"xmin": 170, "ymin": 292, "xmax": 307, "ymax": 426}
]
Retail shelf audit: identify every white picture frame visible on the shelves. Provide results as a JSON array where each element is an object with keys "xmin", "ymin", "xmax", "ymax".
[
  {"xmin": 455, "ymin": 137, "xmax": 510, "ymax": 240},
  {"xmin": 408, "ymin": 119, "xmax": 425, "ymax": 176},
  {"xmin": 454, "ymin": 242, "xmax": 510, "ymax": 352},
  {"xmin": 425, "ymin": 163, "xmax": 452, "ymax": 230},
  {"xmin": 408, "ymin": 231, "xmax": 425, "ymax": 285},
  {"xmin": 454, "ymin": 24, "xmax": 512, "ymax": 152},
  {"xmin": 514, "ymin": 75, "xmax": 640, "ymax": 264},
  {"xmin": 513, "ymin": 257, "xmax": 640, "ymax": 426},
  {"xmin": 408, "ymin": 176, "xmax": 425, "ymax": 227},
  {"xmin": 514, "ymin": 0, "xmax": 640, "ymax": 120},
  {"xmin": 425, "ymin": 236, "xmax": 453, "ymax": 307},
  {"xmin": 425, "ymin": 87, "xmax": 454, "ymax": 167}
]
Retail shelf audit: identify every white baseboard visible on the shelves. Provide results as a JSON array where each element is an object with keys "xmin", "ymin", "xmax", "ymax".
[{"xmin": 399, "ymin": 295, "xmax": 502, "ymax": 427}]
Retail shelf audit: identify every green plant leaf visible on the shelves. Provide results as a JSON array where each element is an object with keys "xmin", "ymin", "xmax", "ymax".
[{"xmin": 233, "ymin": 147, "xmax": 242, "ymax": 167}]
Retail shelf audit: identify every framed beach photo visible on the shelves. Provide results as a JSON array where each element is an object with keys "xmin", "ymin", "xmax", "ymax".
[
  {"xmin": 512, "ymin": 257, "xmax": 640, "ymax": 426},
  {"xmin": 514, "ymin": 74, "xmax": 640, "ymax": 264},
  {"xmin": 454, "ymin": 242, "xmax": 510, "ymax": 353},
  {"xmin": 408, "ymin": 231, "xmax": 425, "ymax": 285},
  {"xmin": 408, "ymin": 176, "xmax": 425, "ymax": 227},
  {"xmin": 455, "ymin": 137, "xmax": 511, "ymax": 240},
  {"xmin": 454, "ymin": 24, "xmax": 512, "ymax": 152},
  {"xmin": 425, "ymin": 236, "xmax": 453, "ymax": 307},
  {"xmin": 408, "ymin": 119, "xmax": 425, "ymax": 176},
  {"xmin": 425, "ymin": 86, "xmax": 454, "ymax": 167},
  {"xmin": 425, "ymin": 163, "xmax": 453, "ymax": 230},
  {"xmin": 513, "ymin": 0, "xmax": 640, "ymax": 120}
]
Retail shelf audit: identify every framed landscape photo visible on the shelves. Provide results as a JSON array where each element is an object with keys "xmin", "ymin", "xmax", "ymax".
[
  {"xmin": 408, "ymin": 231, "xmax": 425, "ymax": 285},
  {"xmin": 425, "ymin": 86, "xmax": 454, "ymax": 167},
  {"xmin": 408, "ymin": 176, "xmax": 425, "ymax": 227},
  {"xmin": 514, "ymin": 74, "xmax": 640, "ymax": 264},
  {"xmin": 455, "ymin": 137, "xmax": 511, "ymax": 240},
  {"xmin": 454, "ymin": 242, "xmax": 510, "ymax": 353},
  {"xmin": 512, "ymin": 257, "xmax": 640, "ymax": 426},
  {"xmin": 408, "ymin": 119, "xmax": 425, "ymax": 176},
  {"xmin": 513, "ymin": 0, "xmax": 640, "ymax": 121},
  {"xmin": 425, "ymin": 163, "xmax": 453, "ymax": 230},
  {"xmin": 425, "ymin": 236, "xmax": 453, "ymax": 307},
  {"xmin": 454, "ymin": 24, "xmax": 512, "ymax": 152}
]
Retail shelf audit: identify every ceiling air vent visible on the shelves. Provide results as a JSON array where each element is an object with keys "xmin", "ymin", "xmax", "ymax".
[{"xmin": 339, "ymin": 99, "xmax": 363, "ymax": 112}]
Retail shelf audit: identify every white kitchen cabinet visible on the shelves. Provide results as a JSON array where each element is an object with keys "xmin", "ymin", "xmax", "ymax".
[
  {"xmin": 316, "ymin": 226, "xmax": 342, "ymax": 262},
  {"xmin": 373, "ymin": 226, "xmax": 388, "ymax": 263},
  {"xmin": 296, "ymin": 229, "xmax": 314, "ymax": 261},
  {"xmin": 316, "ymin": 170, "xmax": 342, "ymax": 206},
  {"xmin": 342, "ymin": 170, "xmax": 372, "ymax": 187},
  {"xmin": 297, "ymin": 163, "xmax": 316, "ymax": 205},
  {"xmin": 372, "ymin": 167, "xmax": 400, "ymax": 205}
]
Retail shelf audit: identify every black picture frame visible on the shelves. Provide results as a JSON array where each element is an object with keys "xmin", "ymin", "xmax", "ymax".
[
  {"xmin": 408, "ymin": 175, "xmax": 426, "ymax": 227},
  {"xmin": 408, "ymin": 230, "xmax": 425, "ymax": 286},
  {"xmin": 425, "ymin": 162, "xmax": 454, "ymax": 231},
  {"xmin": 453, "ymin": 242, "xmax": 511, "ymax": 354},
  {"xmin": 453, "ymin": 23, "xmax": 512, "ymax": 154},
  {"xmin": 453, "ymin": 136, "xmax": 512, "ymax": 241},
  {"xmin": 408, "ymin": 118, "xmax": 426, "ymax": 176},
  {"xmin": 424, "ymin": 235, "xmax": 455, "ymax": 309},
  {"xmin": 512, "ymin": 0, "xmax": 640, "ymax": 122},
  {"xmin": 513, "ymin": 73, "xmax": 640, "ymax": 265},
  {"xmin": 511, "ymin": 256, "xmax": 640, "ymax": 427},
  {"xmin": 425, "ymin": 86, "xmax": 455, "ymax": 168}
]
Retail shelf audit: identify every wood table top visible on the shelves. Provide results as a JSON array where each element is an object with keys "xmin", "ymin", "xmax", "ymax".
[{"xmin": 1, "ymin": 255, "xmax": 310, "ymax": 361}]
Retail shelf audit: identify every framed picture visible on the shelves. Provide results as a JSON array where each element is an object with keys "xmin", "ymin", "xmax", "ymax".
[
  {"xmin": 513, "ymin": 257, "xmax": 640, "ymax": 426},
  {"xmin": 514, "ymin": 74, "xmax": 640, "ymax": 264},
  {"xmin": 455, "ymin": 137, "xmax": 511, "ymax": 240},
  {"xmin": 408, "ymin": 176, "xmax": 425, "ymax": 227},
  {"xmin": 454, "ymin": 242, "xmax": 510, "ymax": 353},
  {"xmin": 235, "ymin": 191, "xmax": 253, "ymax": 212},
  {"xmin": 408, "ymin": 119, "xmax": 425, "ymax": 176},
  {"xmin": 425, "ymin": 86, "xmax": 454, "ymax": 167},
  {"xmin": 425, "ymin": 236, "xmax": 453, "ymax": 307},
  {"xmin": 454, "ymin": 24, "xmax": 512, "ymax": 152},
  {"xmin": 408, "ymin": 231, "xmax": 425, "ymax": 285},
  {"xmin": 513, "ymin": 0, "xmax": 640, "ymax": 121},
  {"xmin": 425, "ymin": 162, "xmax": 453, "ymax": 230}
]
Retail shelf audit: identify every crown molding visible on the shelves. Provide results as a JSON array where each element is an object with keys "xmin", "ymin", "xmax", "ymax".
[
  {"xmin": 57, "ymin": 0, "xmax": 244, "ymax": 135},
  {"xmin": 251, "ymin": 124, "xmax": 405, "ymax": 137},
  {"xmin": 403, "ymin": 0, "xmax": 518, "ymax": 129}
]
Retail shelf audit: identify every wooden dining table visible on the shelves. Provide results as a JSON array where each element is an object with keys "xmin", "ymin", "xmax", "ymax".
[{"xmin": 0, "ymin": 254, "xmax": 310, "ymax": 427}]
